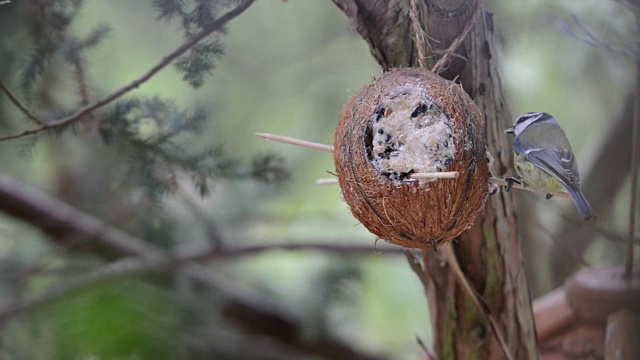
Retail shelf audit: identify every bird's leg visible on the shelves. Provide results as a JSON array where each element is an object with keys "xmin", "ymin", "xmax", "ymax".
[
  {"xmin": 504, "ymin": 177, "xmax": 522, "ymax": 192},
  {"xmin": 545, "ymin": 193, "xmax": 553, "ymax": 200}
]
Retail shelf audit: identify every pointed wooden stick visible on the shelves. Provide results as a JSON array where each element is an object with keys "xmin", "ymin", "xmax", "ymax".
[
  {"xmin": 315, "ymin": 178, "xmax": 339, "ymax": 185},
  {"xmin": 258, "ymin": 132, "xmax": 569, "ymax": 201},
  {"xmin": 320, "ymin": 176, "xmax": 572, "ymax": 200},
  {"xmin": 256, "ymin": 133, "xmax": 334, "ymax": 153},
  {"xmin": 411, "ymin": 171, "xmax": 459, "ymax": 179}
]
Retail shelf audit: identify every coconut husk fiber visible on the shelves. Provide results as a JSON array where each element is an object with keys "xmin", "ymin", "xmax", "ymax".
[{"xmin": 334, "ymin": 68, "xmax": 488, "ymax": 249}]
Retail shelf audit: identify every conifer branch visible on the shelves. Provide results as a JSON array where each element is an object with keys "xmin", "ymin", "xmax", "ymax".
[
  {"xmin": 0, "ymin": 80, "xmax": 43, "ymax": 125},
  {"xmin": 0, "ymin": 0, "xmax": 257, "ymax": 142}
]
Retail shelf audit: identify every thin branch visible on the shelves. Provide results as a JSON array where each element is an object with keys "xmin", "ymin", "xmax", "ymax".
[
  {"xmin": 626, "ymin": 61, "xmax": 640, "ymax": 279},
  {"xmin": 256, "ymin": 133, "xmax": 334, "ymax": 153},
  {"xmin": 430, "ymin": 0, "xmax": 483, "ymax": 74},
  {"xmin": 0, "ymin": 0, "xmax": 257, "ymax": 142},
  {"xmin": 559, "ymin": 14, "xmax": 640, "ymax": 61},
  {"xmin": 0, "ymin": 80, "xmax": 42, "ymax": 125}
]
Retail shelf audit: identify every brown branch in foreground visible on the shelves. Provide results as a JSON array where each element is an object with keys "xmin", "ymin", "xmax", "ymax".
[
  {"xmin": 0, "ymin": 242, "xmax": 400, "ymax": 325},
  {"xmin": 0, "ymin": 0, "xmax": 257, "ymax": 142},
  {"xmin": 0, "ymin": 174, "xmax": 162, "ymax": 257},
  {"xmin": 0, "ymin": 80, "xmax": 42, "ymax": 125},
  {"xmin": 0, "ymin": 172, "xmax": 388, "ymax": 360}
]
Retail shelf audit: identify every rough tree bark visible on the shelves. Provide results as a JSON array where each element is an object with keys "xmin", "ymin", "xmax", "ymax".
[{"xmin": 331, "ymin": 0, "xmax": 538, "ymax": 358}]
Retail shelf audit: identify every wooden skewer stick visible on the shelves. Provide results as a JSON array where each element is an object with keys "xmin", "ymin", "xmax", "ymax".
[
  {"xmin": 411, "ymin": 171, "xmax": 459, "ymax": 179},
  {"xmin": 315, "ymin": 171, "xmax": 459, "ymax": 186},
  {"xmin": 319, "ymin": 176, "xmax": 572, "ymax": 200},
  {"xmin": 316, "ymin": 178, "xmax": 339, "ymax": 185},
  {"xmin": 257, "ymin": 132, "xmax": 570, "ymax": 200},
  {"xmin": 256, "ymin": 133, "xmax": 334, "ymax": 153},
  {"xmin": 488, "ymin": 177, "xmax": 570, "ymax": 199}
]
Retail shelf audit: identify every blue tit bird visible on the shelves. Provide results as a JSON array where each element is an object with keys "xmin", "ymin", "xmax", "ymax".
[{"xmin": 505, "ymin": 112, "xmax": 594, "ymax": 220}]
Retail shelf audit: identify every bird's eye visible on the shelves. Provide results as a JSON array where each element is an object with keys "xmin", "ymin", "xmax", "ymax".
[{"xmin": 515, "ymin": 112, "xmax": 541, "ymax": 125}]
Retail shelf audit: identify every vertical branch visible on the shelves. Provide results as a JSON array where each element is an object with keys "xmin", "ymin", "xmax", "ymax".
[
  {"xmin": 330, "ymin": 0, "xmax": 538, "ymax": 358},
  {"xmin": 410, "ymin": 0, "xmax": 428, "ymax": 69},
  {"xmin": 626, "ymin": 61, "xmax": 640, "ymax": 279}
]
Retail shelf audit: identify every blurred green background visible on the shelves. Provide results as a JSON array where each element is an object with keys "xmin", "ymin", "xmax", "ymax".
[{"xmin": 0, "ymin": 0, "xmax": 637, "ymax": 359}]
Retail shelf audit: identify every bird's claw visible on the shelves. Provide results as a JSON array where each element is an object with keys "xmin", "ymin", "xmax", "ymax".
[{"xmin": 504, "ymin": 177, "xmax": 522, "ymax": 193}]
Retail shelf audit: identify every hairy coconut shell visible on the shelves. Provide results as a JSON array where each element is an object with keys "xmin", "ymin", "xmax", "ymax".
[{"xmin": 334, "ymin": 68, "xmax": 488, "ymax": 248}]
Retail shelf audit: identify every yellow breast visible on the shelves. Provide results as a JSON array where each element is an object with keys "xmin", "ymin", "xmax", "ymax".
[{"xmin": 514, "ymin": 153, "xmax": 564, "ymax": 193}]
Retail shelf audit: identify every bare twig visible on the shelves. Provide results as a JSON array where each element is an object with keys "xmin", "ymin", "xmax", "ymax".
[
  {"xmin": 430, "ymin": 1, "xmax": 483, "ymax": 74},
  {"xmin": 0, "ymin": 0, "xmax": 257, "ymax": 142},
  {"xmin": 559, "ymin": 15, "xmax": 640, "ymax": 61},
  {"xmin": 0, "ymin": 80, "xmax": 42, "ymax": 125},
  {"xmin": 256, "ymin": 133, "xmax": 334, "ymax": 153}
]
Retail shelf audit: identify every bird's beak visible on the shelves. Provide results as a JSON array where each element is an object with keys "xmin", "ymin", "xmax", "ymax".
[{"xmin": 504, "ymin": 127, "xmax": 514, "ymax": 135}]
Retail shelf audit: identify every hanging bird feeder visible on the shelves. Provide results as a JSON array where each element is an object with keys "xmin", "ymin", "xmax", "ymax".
[{"xmin": 333, "ymin": 68, "xmax": 488, "ymax": 248}]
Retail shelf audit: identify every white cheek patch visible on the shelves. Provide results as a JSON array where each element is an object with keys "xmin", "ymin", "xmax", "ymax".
[
  {"xmin": 513, "ymin": 113, "xmax": 543, "ymax": 136},
  {"xmin": 369, "ymin": 86, "xmax": 455, "ymax": 185}
]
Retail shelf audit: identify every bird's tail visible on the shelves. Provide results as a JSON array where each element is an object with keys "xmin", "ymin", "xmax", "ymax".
[{"xmin": 566, "ymin": 188, "xmax": 595, "ymax": 221}]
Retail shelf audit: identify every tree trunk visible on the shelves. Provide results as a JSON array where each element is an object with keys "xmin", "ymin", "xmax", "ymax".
[{"xmin": 331, "ymin": 0, "xmax": 538, "ymax": 358}]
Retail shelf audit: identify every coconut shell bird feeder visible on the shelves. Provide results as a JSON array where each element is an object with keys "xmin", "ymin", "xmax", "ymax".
[{"xmin": 333, "ymin": 68, "xmax": 488, "ymax": 249}]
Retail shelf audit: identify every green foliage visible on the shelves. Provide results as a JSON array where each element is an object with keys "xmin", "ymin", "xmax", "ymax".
[
  {"xmin": 4, "ymin": 0, "xmax": 290, "ymax": 202},
  {"xmin": 3, "ymin": 280, "xmax": 189, "ymax": 360},
  {"xmin": 152, "ymin": 0, "xmax": 240, "ymax": 88},
  {"xmin": 173, "ymin": 42, "xmax": 224, "ymax": 88},
  {"xmin": 18, "ymin": 0, "xmax": 110, "ymax": 101},
  {"xmin": 98, "ymin": 96, "xmax": 288, "ymax": 200}
]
